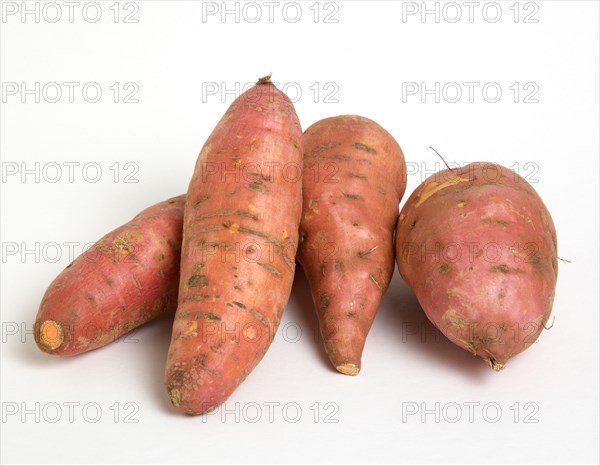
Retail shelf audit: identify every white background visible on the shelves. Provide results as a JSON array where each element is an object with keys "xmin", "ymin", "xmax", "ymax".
[{"xmin": 1, "ymin": 1, "xmax": 598, "ymax": 465}]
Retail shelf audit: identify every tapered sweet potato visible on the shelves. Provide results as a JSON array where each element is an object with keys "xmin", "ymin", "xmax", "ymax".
[
  {"xmin": 396, "ymin": 162, "xmax": 558, "ymax": 370},
  {"xmin": 165, "ymin": 75, "xmax": 303, "ymax": 414},
  {"xmin": 298, "ymin": 115, "xmax": 407, "ymax": 375},
  {"xmin": 34, "ymin": 195, "xmax": 185, "ymax": 356}
]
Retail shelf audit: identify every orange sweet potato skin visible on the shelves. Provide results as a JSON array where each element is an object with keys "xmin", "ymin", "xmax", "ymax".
[
  {"xmin": 396, "ymin": 163, "xmax": 557, "ymax": 370},
  {"xmin": 34, "ymin": 195, "xmax": 185, "ymax": 356},
  {"xmin": 298, "ymin": 115, "xmax": 406, "ymax": 375},
  {"xmin": 165, "ymin": 79, "xmax": 303, "ymax": 414}
]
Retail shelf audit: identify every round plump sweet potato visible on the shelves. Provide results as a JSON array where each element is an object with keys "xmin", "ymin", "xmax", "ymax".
[{"xmin": 396, "ymin": 162, "xmax": 558, "ymax": 370}]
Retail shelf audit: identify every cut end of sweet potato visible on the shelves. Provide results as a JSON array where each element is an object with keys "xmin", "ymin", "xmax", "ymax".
[
  {"xmin": 38, "ymin": 320, "xmax": 64, "ymax": 351},
  {"xmin": 485, "ymin": 356, "xmax": 505, "ymax": 372},
  {"xmin": 336, "ymin": 363, "xmax": 360, "ymax": 376}
]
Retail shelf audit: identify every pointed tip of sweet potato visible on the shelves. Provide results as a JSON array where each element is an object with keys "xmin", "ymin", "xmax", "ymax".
[{"xmin": 336, "ymin": 363, "xmax": 361, "ymax": 376}]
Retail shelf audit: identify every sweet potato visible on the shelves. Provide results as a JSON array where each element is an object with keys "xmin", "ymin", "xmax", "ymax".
[
  {"xmin": 298, "ymin": 115, "xmax": 407, "ymax": 375},
  {"xmin": 165, "ymin": 75, "xmax": 303, "ymax": 414},
  {"xmin": 34, "ymin": 195, "xmax": 185, "ymax": 356},
  {"xmin": 396, "ymin": 162, "xmax": 558, "ymax": 370}
]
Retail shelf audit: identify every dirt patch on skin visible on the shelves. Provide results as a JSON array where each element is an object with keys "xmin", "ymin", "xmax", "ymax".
[
  {"xmin": 168, "ymin": 388, "xmax": 181, "ymax": 408},
  {"xmin": 112, "ymin": 234, "xmax": 134, "ymax": 253},
  {"xmin": 442, "ymin": 309, "xmax": 468, "ymax": 329}
]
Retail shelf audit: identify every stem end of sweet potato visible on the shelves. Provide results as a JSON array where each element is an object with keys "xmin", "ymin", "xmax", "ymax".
[
  {"xmin": 256, "ymin": 73, "xmax": 273, "ymax": 85},
  {"xmin": 336, "ymin": 363, "xmax": 360, "ymax": 376},
  {"xmin": 38, "ymin": 320, "xmax": 64, "ymax": 351},
  {"xmin": 485, "ymin": 356, "xmax": 505, "ymax": 372}
]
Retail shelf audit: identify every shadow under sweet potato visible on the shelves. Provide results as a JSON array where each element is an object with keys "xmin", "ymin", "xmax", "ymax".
[
  {"xmin": 377, "ymin": 268, "xmax": 490, "ymax": 381},
  {"xmin": 285, "ymin": 264, "xmax": 336, "ymax": 372}
]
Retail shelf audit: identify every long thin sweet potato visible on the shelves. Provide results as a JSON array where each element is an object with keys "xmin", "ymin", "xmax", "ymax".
[
  {"xmin": 165, "ymin": 75, "xmax": 303, "ymax": 414},
  {"xmin": 34, "ymin": 195, "xmax": 185, "ymax": 356},
  {"xmin": 298, "ymin": 115, "xmax": 407, "ymax": 375}
]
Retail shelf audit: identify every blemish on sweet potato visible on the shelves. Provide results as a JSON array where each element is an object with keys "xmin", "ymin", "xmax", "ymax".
[
  {"xmin": 347, "ymin": 172, "xmax": 367, "ymax": 180},
  {"xmin": 311, "ymin": 143, "xmax": 341, "ymax": 154},
  {"xmin": 184, "ymin": 321, "xmax": 198, "ymax": 336},
  {"xmin": 358, "ymin": 246, "xmax": 378, "ymax": 258},
  {"xmin": 415, "ymin": 176, "xmax": 469, "ymax": 207},
  {"xmin": 481, "ymin": 217, "xmax": 510, "ymax": 226},
  {"xmin": 369, "ymin": 273, "xmax": 382, "ymax": 290},
  {"xmin": 438, "ymin": 263, "xmax": 450, "ymax": 274},
  {"xmin": 329, "ymin": 154, "xmax": 352, "ymax": 161},
  {"xmin": 188, "ymin": 275, "xmax": 209, "ymax": 288},
  {"xmin": 256, "ymin": 262, "xmax": 282, "ymax": 277},
  {"xmin": 198, "ymin": 209, "xmax": 258, "ymax": 221},
  {"xmin": 489, "ymin": 264, "xmax": 524, "ymax": 274},
  {"xmin": 250, "ymin": 308, "xmax": 270, "ymax": 328},
  {"xmin": 194, "ymin": 195, "xmax": 210, "ymax": 207},
  {"xmin": 112, "ymin": 232, "xmax": 137, "ymax": 253},
  {"xmin": 442, "ymin": 309, "xmax": 467, "ymax": 329},
  {"xmin": 343, "ymin": 193, "xmax": 365, "ymax": 201},
  {"xmin": 247, "ymin": 180, "xmax": 269, "ymax": 193},
  {"xmin": 168, "ymin": 388, "xmax": 181, "ymax": 408},
  {"xmin": 320, "ymin": 293, "xmax": 333, "ymax": 311},
  {"xmin": 352, "ymin": 142, "xmax": 377, "ymax": 153}
]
